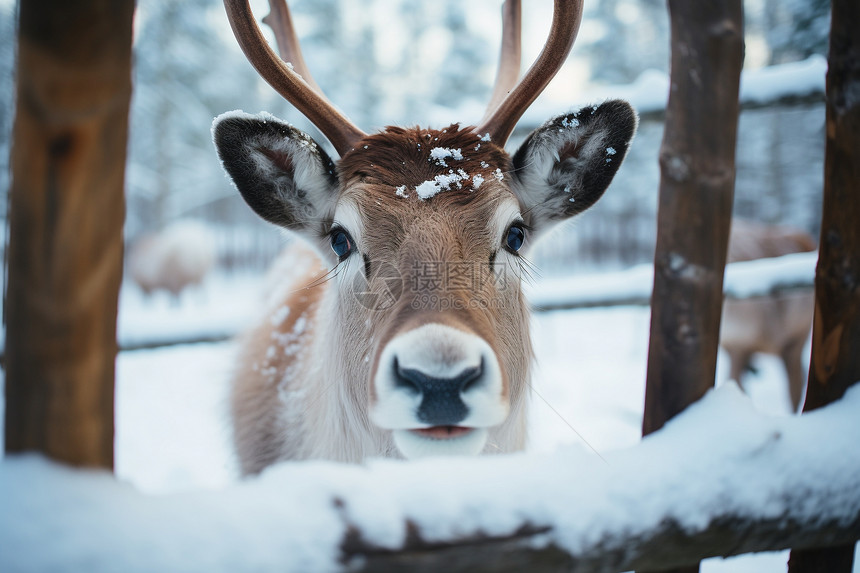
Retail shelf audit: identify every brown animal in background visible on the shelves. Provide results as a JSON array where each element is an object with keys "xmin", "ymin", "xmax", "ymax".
[
  {"xmin": 720, "ymin": 220, "xmax": 816, "ymax": 412},
  {"xmin": 128, "ymin": 219, "xmax": 216, "ymax": 297},
  {"xmin": 213, "ymin": 0, "xmax": 637, "ymax": 473}
]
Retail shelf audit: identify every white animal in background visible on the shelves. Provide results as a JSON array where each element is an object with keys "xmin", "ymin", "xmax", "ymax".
[
  {"xmin": 720, "ymin": 219, "xmax": 816, "ymax": 412},
  {"xmin": 129, "ymin": 219, "xmax": 216, "ymax": 298},
  {"xmin": 214, "ymin": 0, "xmax": 637, "ymax": 474}
]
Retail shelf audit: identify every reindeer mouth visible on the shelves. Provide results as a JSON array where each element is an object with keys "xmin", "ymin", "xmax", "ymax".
[
  {"xmin": 393, "ymin": 427, "xmax": 489, "ymax": 458},
  {"xmin": 410, "ymin": 426, "xmax": 474, "ymax": 440}
]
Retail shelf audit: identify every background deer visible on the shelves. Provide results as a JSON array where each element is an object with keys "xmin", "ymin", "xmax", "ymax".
[
  {"xmin": 214, "ymin": 0, "xmax": 637, "ymax": 474},
  {"xmin": 128, "ymin": 219, "xmax": 215, "ymax": 298},
  {"xmin": 720, "ymin": 219, "xmax": 816, "ymax": 412}
]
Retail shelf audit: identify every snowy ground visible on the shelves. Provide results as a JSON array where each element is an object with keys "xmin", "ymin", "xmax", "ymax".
[{"xmin": 2, "ymin": 269, "xmax": 856, "ymax": 571}]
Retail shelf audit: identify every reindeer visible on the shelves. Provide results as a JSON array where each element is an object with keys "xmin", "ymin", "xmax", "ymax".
[
  {"xmin": 128, "ymin": 219, "xmax": 216, "ymax": 298},
  {"xmin": 213, "ymin": 0, "xmax": 637, "ymax": 474},
  {"xmin": 720, "ymin": 219, "xmax": 816, "ymax": 412}
]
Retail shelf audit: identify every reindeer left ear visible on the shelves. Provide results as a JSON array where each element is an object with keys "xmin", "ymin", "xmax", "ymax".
[{"xmin": 511, "ymin": 100, "xmax": 637, "ymax": 232}]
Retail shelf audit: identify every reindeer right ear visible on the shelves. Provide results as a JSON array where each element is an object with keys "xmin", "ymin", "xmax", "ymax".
[
  {"xmin": 212, "ymin": 111, "xmax": 339, "ymax": 235},
  {"xmin": 510, "ymin": 100, "xmax": 637, "ymax": 234}
]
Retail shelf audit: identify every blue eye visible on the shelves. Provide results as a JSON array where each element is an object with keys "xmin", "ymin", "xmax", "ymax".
[
  {"xmin": 506, "ymin": 225, "xmax": 525, "ymax": 253},
  {"xmin": 330, "ymin": 230, "xmax": 353, "ymax": 259}
]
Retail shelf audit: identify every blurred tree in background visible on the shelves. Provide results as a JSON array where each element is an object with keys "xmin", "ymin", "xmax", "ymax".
[
  {"xmin": 432, "ymin": 1, "xmax": 492, "ymax": 109},
  {"xmin": 765, "ymin": 0, "xmax": 830, "ymax": 64},
  {"xmin": 0, "ymin": 3, "xmax": 15, "ymax": 224},
  {"xmin": 126, "ymin": 0, "xmax": 270, "ymax": 238},
  {"xmin": 0, "ymin": 0, "xmax": 834, "ymax": 273},
  {"xmin": 580, "ymin": 0, "xmax": 669, "ymax": 85}
]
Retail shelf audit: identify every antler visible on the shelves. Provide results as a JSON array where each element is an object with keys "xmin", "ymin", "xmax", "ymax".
[
  {"xmin": 261, "ymin": 0, "xmax": 325, "ymax": 96},
  {"xmin": 477, "ymin": 0, "xmax": 584, "ymax": 145},
  {"xmin": 482, "ymin": 0, "xmax": 522, "ymax": 126},
  {"xmin": 223, "ymin": 0, "xmax": 366, "ymax": 156}
]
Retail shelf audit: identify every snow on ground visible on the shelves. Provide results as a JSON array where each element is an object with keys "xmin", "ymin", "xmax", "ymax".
[
  {"xmin": 115, "ymin": 342, "xmax": 238, "ymax": 493},
  {"xmin": 117, "ymin": 271, "xmax": 262, "ymax": 348},
  {"xmin": 1, "ymin": 267, "xmax": 857, "ymax": 572}
]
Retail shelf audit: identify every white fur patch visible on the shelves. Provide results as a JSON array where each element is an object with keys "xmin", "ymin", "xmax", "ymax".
[
  {"xmin": 332, "ymin": 199, "xmax": 364, "ymax": 251},
  {"xmin": 370, "ymin": 323, "xmax": 508, "ymax": 436},
  {"xmin": 489, "ymin": 198, "xmax": 522, "ymax": 247}
]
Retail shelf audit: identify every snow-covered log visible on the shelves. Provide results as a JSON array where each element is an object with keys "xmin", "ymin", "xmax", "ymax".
[
  {"xmin": 83, "ymin": 251, "xmax": 820, "ymax": 354},
  {"xmin": 105, "ymin": 251, "xmax": 822, "ymax": 352},
  {"xmin": 517, "ymin": 56, "xmax": 826, "ymax": 129},
  {"xmin": 2, "ymin": 383, "xmax": 858, "ymax": 573},
  {"xmin": 528, "ymin": 250, "xmax": 817, "ymax": 312}
]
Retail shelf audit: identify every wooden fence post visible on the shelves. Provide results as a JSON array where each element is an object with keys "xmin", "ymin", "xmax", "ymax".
[
  {"xmin": 642, "ymin": 1, "xmax": 744, "ymax": 571},
  {"xmin": 3, "ymin": 0, "xmax": 135, "ymax": 468},
  {"xmin": 788, "ymin": 0, "xmax": 860, "ymax": 571}
]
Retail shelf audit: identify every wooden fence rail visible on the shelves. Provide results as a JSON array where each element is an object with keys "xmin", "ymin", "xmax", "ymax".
[{"xmin": 99, "ymin": 251, "xmax": 817, "ymax": 353}]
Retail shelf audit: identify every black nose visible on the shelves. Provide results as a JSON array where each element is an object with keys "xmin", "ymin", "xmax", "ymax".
[{"xmin": 394, "ymin": 358, "xmax": 483, "ymax": 426}]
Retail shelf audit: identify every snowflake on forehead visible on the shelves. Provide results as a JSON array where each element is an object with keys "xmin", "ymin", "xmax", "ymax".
[{"xmin": 429, "ymin": 147, "xmax": 464, "ymax": 167}]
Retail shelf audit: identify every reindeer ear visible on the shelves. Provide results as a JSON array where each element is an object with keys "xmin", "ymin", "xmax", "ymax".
[
  {"xmin": 212, "ymin": 111, "xmax": 339, "ymax": 235},
  {"xmin": 511, "ymin": 100, "xmax": 637, "ymax": 232}
]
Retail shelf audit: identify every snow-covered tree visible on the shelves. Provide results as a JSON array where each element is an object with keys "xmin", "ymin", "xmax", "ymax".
[
  {"xmin": 431, "ymin": 1, "xmax": 491, "ymax": 110},
  {"xmin": 579, "ymin": 0, "xmax": 669, "ymax": 85},
  {"xmin": 288, "ymin": 0, "xmax": 383, "ymax": 131},
  {"xmin": 764, "ymin": 0, "xmax": 830, "ymax": 65},
  {"xmin": 0, "ymin": 2, "xmax": 16, "ymax": 221},
  {"xmin": 126, "ymin": 0, "xmax": 269, "ymax": 236}
]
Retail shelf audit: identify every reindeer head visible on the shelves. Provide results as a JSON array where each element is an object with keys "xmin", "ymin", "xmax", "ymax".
[{"xmin": 214, "ymin": 0, "xmax": 636, "ymax": 458}]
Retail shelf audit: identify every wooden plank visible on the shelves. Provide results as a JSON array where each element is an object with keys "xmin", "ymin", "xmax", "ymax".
[
  {"xmin": 641, "ymin": 0, "xmax": 744, "ymax": 433},
  {"xmin": 788, "ymin": 0, "xmax": 860, "ymax": 570},
  {"xmin": 640, "ymin": 2, "xmax": 744, "ymax": 571},
  {"xmin": 347, "ymin": 514, "xmax": 860, "ymax": 573},
  {"xmin": 3, "ymin": 0, "xmax": 135, "ymax": 468}
]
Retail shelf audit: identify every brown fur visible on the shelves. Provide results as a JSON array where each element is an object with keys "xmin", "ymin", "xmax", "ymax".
[
  {"xmin": 231, "ymin": 248, "xmax": 326, "ymax": 472},
  {"xmin": 338, "ymin": 125, "xmax": 512, "ymax": 191},
  {"xmin": 339, "ymin": 128, "xmax": 528, "ymax": 410}
]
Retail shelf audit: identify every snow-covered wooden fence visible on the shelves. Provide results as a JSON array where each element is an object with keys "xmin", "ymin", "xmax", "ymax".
[
  {"xmin": 108, "ymin": 251, "xmax": 818, "ymax": 352},
  {"xmin": 529, "ymin": 251, "xmax": 817, "ymax": 312},
  {"xmin": 2, "ymin": 383, "xmax": 858, "ymax": 572}
]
